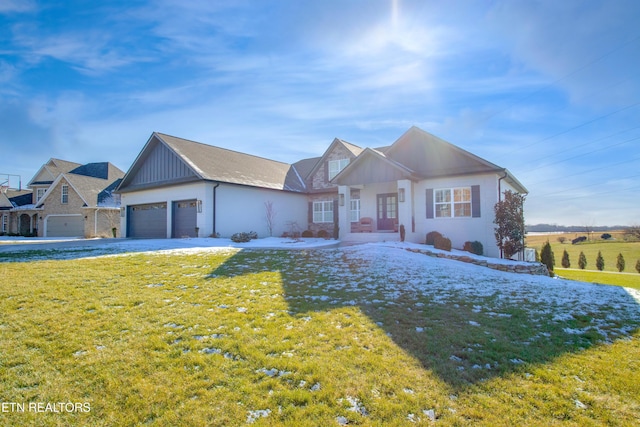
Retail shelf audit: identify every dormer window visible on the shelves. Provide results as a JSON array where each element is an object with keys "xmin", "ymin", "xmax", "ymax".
[
  {"xmin": 61, "ymin": 185, "xmax": 69, "ymax": 204},
  {"xmin": 328, "ymin": 159, "xmax": 349, "ymax": 180},
  {"xmin": 36, "ymin": 188, "xmax": 46, "ymax": 202}
]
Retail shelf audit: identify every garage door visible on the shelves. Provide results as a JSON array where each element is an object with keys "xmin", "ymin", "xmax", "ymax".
[
  {"xmin": 46, "ymin": 215, "xmax": 84, "ymax": 237},
  {"xmin": 128, "ymin": 203, "xmax": 167, "ymax": 238},
  {"xmin": 172, "ymin": 200, "xmax": 197, "ymax": 238}
]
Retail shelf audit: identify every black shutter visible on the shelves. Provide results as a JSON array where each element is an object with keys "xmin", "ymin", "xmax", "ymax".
[
  {"xmin": 426, "ymin": 188, "xmax": 434, "ymax": 219},
  {"xmin": 333, "ymin": 198, "xmax": 339, "ymax": 223},
  {"xmin": 471, "ymin": 185, "xmax": 481, "ymax": 218},
  {"xmin": 308, "ymin": 202, "xmax": 313, "ymax": 224}
]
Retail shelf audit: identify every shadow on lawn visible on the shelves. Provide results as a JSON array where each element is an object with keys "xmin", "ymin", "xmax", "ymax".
[{"xmin": 210, "ymin": 246, "xmax": 640, "ymax": 389}]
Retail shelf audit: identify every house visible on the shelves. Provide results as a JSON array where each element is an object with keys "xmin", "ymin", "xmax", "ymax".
[
  {"xmin": 4, "ymin": 158, "xmax": 125, "ymax": 237},
  {"xmin": 117, "ymin": 127, "xmax": 527, "ymax": 258}
]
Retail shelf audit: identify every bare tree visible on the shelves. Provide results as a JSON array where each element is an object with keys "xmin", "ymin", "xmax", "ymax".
[
  {"xmin": 264, "ymin": 201, "xmax": 277, "ymax": 237},
  {"xmin": 624, "ymin": 224, "xmax": 640, "ymax": 241}
]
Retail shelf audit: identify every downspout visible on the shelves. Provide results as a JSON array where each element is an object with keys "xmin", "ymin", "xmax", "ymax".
[
  {"xmin": 497, "ymin": 170, "xmax": 508, "ymax": 259},
  {"xmin": 212, "ymin": 182, "xmax": 220, "ymax": 236}
]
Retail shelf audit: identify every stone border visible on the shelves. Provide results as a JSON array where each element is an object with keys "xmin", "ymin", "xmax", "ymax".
[{"xmin": 406, "ymin": 247, "xmax": 550, "ymax": 276}]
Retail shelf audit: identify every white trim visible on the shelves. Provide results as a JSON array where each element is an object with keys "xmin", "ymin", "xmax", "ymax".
[
  {"xmin": 434, "ymin": 187, "xmax": 471, "ymax": 218},
  {"xmin": 313, "ymin": 200, "xmax": 333, "ymax": 223}
]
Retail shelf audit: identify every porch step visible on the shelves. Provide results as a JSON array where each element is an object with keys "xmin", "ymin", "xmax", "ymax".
[{"xmin": 342, "ymin": 232, "xmax": 400, "ymax": 244}]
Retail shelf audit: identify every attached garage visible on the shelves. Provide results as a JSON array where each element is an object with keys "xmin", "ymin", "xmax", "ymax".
[
  {"xmin": 172, "ymin": 200, "xmax": 197, "ymax": 238},
  {"xmin": 46, "ymin": 215, "xmax": 84, "ymax": 237},
  {"xmin": 127, "ymin": 202, "xmax": 167, "ymax": 238}
]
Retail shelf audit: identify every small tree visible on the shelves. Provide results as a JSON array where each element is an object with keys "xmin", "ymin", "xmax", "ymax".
[
  {"xmin": 616, "ymin": 253, "xmax": 625, "ymax": 272},
  {"xmin": 636, "ymin": 259, "xmax": 640, "ymax": 273},
  {"xmin": 578, "ymin": 251, "xmax": 587, "ymax": 270},
  {"xmin": 264, "ymin": 201, "xmax": 277, "ymax": 237},
  {"xmin": 557, "ymin": 236, "xmax": 567, "ymax": 244},
  {"xmin": 596, "ymin": 251, "xmax": 605, "ymax": 271},
  {"xmin": 540, "ymin": 241, "xmax": 555, "ymax": 276},
  {"xmin": 494, "ymin": 190, "xmax": 526, "ymax": 259},
  {"xmin": 561, "ymin": 250, "xmax": 570, "ymax": 268}
]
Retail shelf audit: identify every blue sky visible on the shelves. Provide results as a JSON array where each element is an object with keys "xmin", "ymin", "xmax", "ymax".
[{"xmin": 1, "ymin": 0, "xmax": 638, "ymax": 226}]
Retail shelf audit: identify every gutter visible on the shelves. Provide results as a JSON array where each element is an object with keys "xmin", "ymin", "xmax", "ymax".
[{"xmin": 213, "ymin": 182, "xmax": 220, "ymax": 236}]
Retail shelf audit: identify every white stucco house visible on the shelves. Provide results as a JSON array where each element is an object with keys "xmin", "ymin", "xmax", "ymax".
[{"xmin": 116, "ymin": 126, "xmax": 527, "ymax": 258}]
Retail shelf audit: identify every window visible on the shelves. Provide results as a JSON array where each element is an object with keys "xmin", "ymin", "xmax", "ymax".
[
  {"xmin": 313, "ymin": 200, "xmax": 333, "ymax": 223},
  {"xmin": 61, "ymin": 185, "xmax": 69, "ymax": 204},
  {"xmin": 328, "ymin": 158, "xmax": 349, "ymax": 180},
  {"xmin": 434, "ymin": 189, "xmax": 451, "ymax": 218},
  {"xmin": 36, "ymin": 188, "xmax": 46, "ymax": 202},
  {"xmin": 350, "ymin": 199, "xmax": 360, "ymax": 222},
  {"xmin": 434, "ymin": 187, "xmax": 471, "ymax": 218},
  {"xmin": 1, "ymin": 214, "xmax": 7, "ymax": 233}
]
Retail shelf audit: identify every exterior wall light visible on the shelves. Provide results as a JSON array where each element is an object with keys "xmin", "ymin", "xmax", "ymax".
[{"xmin": 398, "ymin": 188, "xmax": 405, "ymax": 202}]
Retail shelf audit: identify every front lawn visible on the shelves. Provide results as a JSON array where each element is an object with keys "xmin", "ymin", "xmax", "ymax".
[{"xmin": 1, "ymin": 245, "xmax": 639, "ymax": 426}]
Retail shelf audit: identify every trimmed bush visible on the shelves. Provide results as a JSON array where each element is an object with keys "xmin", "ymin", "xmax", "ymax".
[
  {"xmin": 601, "ymin": 233, "xmax": 612, "ymax": 240},
  {"xmin": 317, "ymin": 229, "xmax": 329, "ymax": 238},
  {"xmin": 596, "ymin": 251, "xmax": 605, "ymax": 271},
  {"xmin": 561, "ymin": 249, "xmax": 570, "ymax": 268},
  {"xmin": 540, "ymin": 241, "xmax": 555, "ymax": 276},
  {"xmin": 247, "ymin": 231, "xmax": 258, "ymax": 240},
  {"xmin": 616, "ymin": 253, "xmax": 625, "ymax": 272},
  {"xmin": 463, "ymin": 241, "xmax": 483, "ymax": 256},
  {"xmin": 231, "ymin": 232, "xmax": 252, "ymax": 243},
  {"xmin": 426, "ymin": 231, "xmax": 443, "ymax": 246},
  {"xmin": 434, "ymin": 235, "xmax": 452, "ymax": 251},
  {"xmin": 578, "ymin": 251, "xmax": 587, "ymax": 269},
  {"xmin": 301, "ymin": 230, "xmax": 314, "ymax": 238}
]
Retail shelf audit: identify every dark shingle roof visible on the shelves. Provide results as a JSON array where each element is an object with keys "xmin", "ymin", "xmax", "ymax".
[{"xmin": 156, "ymin": 133, "xmax": 306, "ymax": 192}]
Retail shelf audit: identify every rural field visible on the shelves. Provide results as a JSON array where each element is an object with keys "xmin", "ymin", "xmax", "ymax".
[
  {"xmin": 526, "ymin": 231, "xmax": 640, "ymax": 288},
  {"xmin": 1, "ymin": 241, "xmax": 639, "ymax": 426}
]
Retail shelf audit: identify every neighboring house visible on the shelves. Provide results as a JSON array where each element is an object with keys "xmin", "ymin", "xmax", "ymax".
[
  {"xmin": 5, "ymin": 158, "xmax": 125, "ymax": 237},
  {"xmin": 0, "ymin": 187, "xmax": 32, "ymax": 235},
  {"xmin": 117, "ymin": 127, "xmax": 527, "ymax": 258}
]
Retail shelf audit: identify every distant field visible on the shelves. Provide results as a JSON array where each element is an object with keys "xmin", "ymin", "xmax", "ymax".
[{"xmin": 526, "ymin": 231, "xmax": 640, "ymax": 275}]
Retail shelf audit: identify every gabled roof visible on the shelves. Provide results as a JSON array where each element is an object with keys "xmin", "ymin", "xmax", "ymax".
[
  {"xmin": 1, "ymin": 189, "xmax": 33, "ymax": 209},
  {"xmin": 35, "ymin": 166, "xmax": 125, "ymax": 208},
  {"xmin": 385, "ymin": 127, "xmax": 504, "ymax": 177},
  {"xmin": 332, "ymin": 148, "xmax": 418, "ymax": 186},
  {"xmin": 304, "ymin": 138, "xmax": 364, "ymax": 181},
  {"xmin": 28, "ymin": 158, "xmax": 82, "ymax": 186},
  {"xmin": 117, "ymin": 133, "xmax": 307, "ymax": 193}
]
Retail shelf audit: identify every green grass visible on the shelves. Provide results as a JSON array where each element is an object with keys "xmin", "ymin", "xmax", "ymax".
[
  {"xmin": 556, "ymin": 268, "xmax": 640, "ymax": 289},
  {"xmin": 527, "ymin": 234, "xmax": 640, "ymax": 274},
  {"xmin": 1, "ymin": 249, "xmax": 639, "ymax": 426}
]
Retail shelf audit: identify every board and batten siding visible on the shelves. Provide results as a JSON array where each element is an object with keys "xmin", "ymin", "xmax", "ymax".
[{"xmin": 130, "ymin": 141, "xmax": 197, "ymax": 186}]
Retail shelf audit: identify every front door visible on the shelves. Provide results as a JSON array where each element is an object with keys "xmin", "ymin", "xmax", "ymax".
[{"xmin": 377, "ymin": 193, "xmax": 397, "ymax": 231}]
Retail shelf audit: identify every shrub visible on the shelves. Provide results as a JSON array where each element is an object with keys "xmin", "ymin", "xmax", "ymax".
[
  {"xmin": 636, "ymin": 259, "xmax": 640, "ymax": 274},
  {"xmin": 578, "ymin": 251, "xmax": 587, "ymax": 269},
  {"xmin": 247, "ymin": 231, "xmax": 258, "ymax": 240},
  {"xmin": 561, "ymin": 249, "xmax": 570, "ymax": 268},
  {"xmin": 434, "ymin": 235, "xmax": 452, "ymax": 251},
  {"xmin": 426, "ymin": 231, "xmax": 443, "ymax": 246},
  {"xmin": 601, "ymin": 233, "xmax": 612, "ymax": 240},
  {"xmin": 596, "ymin": 251, "xmax": 605, "ymax": 271},
  {"xmin": 540, "ymin": 241, "xmax": 555, "ymax": 276},
  {"xmin": 572, "ymin": 236, "xmax": 587, "ymax": 244},
  {"xmin": 317, "ymin": 229, "xmax": 329, "ymax": 238},
  {"xmin": 463, "ymin": 241, "xmax": 484, "ymax": 256},
  {"xmin": 301, "ymin": 230, "xmax": 314, "ymax": 238},
  {"xmin": 231, "ymin": 232, "xmax": 252, "ymax": 243},
  {"xmin": 557, "ymin": 236, "xmax": 567, "ymax": 244},
  {"xmin": 616, "ymin": 253, "xmax": 625, "ymax": 272}
]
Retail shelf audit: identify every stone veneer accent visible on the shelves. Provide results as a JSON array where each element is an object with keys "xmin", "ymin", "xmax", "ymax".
[{"xmin": 406, "ymin": 247, "xmax": 550, "ymax": 276}]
